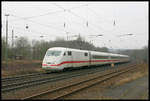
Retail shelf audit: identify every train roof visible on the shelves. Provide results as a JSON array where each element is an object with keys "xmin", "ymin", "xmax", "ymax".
[
  {"xmin": 90, "ymin": 50, "xmax": 129, "ymax": 57},
  {"xmin": 49, "ymin": 47, "xmax": 92, "ymax": 52},
  {"xmin": 48, "ymin": 47, "xmax": 129, "ymax": 57},
  {"xmin": 48, "ymin": 47, "xmax": 88, "ymax": 52}
]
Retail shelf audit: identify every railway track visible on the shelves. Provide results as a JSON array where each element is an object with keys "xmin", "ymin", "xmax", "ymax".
[
  {"xmin": 2, "ymin": 63, "xmax": 130, "ymax": 93},
  {"xmin": 2, "ymin": 72, "xmax": 45, "ymax": 82},
  {"xmin": 2, "ymin": 62, "xmax": 131, "ymax": 83},
  {"xmin": 2, "ymin": 72, "xmax": 50, "ymax": 88},
  {"xmin": 2, "ymin": 64, "xmax": 113, "ymax": 92},
  {"xmin": 21, "ymin": 64, "xmax": 137, "ymax": 100}
]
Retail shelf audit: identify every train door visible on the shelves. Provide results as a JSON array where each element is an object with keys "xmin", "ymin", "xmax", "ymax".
[
  {"xmin": 67, "ymin": 51, "xmax": 73, "ymax": 67},
  {"xmin": 72, "ymin": 51, "xmax": 78, "ymax": 68},
  {"xmin": 88, "ymin": 51, "xmax": 91, "ymax": 66}
]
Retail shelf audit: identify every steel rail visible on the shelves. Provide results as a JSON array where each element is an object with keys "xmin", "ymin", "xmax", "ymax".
[
  {"xmin": 2, "ymin": 62, "xmax": 132, "ymax": 93},
  {"xmin": 2, "ymin": 64, "xmax": 112, "ymax": 92},
  {"xmin": 2, "ymin": 72, "xmax": 46, "ymax": 82},
  {"xmin": 55, "ymin": 66, "xmax": 137, "ymax": 99},
  {"xmin": 21, "ymin": 64, "xmax": 136, "ymax": 100}
]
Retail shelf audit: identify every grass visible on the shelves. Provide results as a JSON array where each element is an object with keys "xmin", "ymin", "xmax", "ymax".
[
  {"xmin": 114, "ymin": 63, "xmax": 148, "ymax": 86},
  {"xmin": 2, "ymin": 60, "xmax": 44, "ymax": 77}
]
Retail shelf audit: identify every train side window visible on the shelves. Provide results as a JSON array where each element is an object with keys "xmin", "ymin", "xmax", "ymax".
[
  {"xmin": 92, "ymin": 55, "xmax": 108, "ymax": 59},
  {"xmin": 68, "ymin": 51, "xmax": 72, "ymax": 56},
  {"xmin": 84, "ymin": 52, "xmax": 88, "ymax": 56}
]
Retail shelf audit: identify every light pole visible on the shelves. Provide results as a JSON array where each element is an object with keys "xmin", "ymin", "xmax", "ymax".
[
  {"xmin": 12, "ymin": 29, "xmax": 14, "ymax": 59},
  {"xmin": 12, "ymin": 29, "xmax": 14, "ymax": 48},
  {"xmin": 40, "ymin": 35, "xmax": 45, "ymax": 60},
  {"xmin": 5, "ymin": 14, "xmax": 10, "ymax": 66}
]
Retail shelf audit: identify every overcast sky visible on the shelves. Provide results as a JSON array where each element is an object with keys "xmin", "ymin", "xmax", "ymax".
[{"xmin": 1, "ymin": 1, "xmax": 148, "ymax": 49}]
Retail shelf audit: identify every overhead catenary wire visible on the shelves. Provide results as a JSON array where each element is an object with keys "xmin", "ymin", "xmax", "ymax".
[
  {"xmin": 10, "ymin": 4, "xmax": 88, "ymax": 21},
  {"xmin": 10, "ymin": 14, "xmax": 81, "ymax": 37},
  {"xmin": 10, "ymin": 25, "xmax": 44, "ymax": 36},
  {"xmin": 25, "ymin": 4, "xmax": 88, "ymax": 20},
  {"xmin": 51, "ymin": 3, "xmax": 98, "ymax": 37},
  {"xmin": 3, "ymin": 10, "xmax": 99, "ymax": 44},
  {"xmin": 87, "ymin": 7, "xmax": 113, "ymax": 24},
  {"xmin": 69, "ymin": 9, "xmax": 106, "ymax": 34},
  {"xmin": 2, "ymin": 25, "xmax": 56, "ymax": 41},
  {"xmin": 10, "ymin": 14, "xmax": 66, "ymax": 31},
  {"xmin": 5, "ymin": 4, "xmax": 124, "ymax": 48},
  {"xmin": 86, "ymin": 6, "xmax": 116, "ymax": 33},
  {"xmin": 3, "ymin": 4, "xmax": 106, "ymax": 39},
  {"xmin": 9, "ymin": 15, "xmax": 77, "ymax": 37},
  {"xmin": 52, "ymin": 3, "xmax": 106, "ymax": 36},
  {"xmin": 7, "ymin": 28, "xmax": 56, "ymax": 43},
  {"xmin": 61, "ymin": 10, "xmax": 100, "ymax": 36},
  {"xmin": 7, "ymin": 25, "xmax": 74, "ymax": 42},
  {"xmin": 3, "ymin": 27, "xmax": 46, "ymax": 42},
  {"xmin": 86, "ymin": 4, "xmax": 127, "ymax": 38}
]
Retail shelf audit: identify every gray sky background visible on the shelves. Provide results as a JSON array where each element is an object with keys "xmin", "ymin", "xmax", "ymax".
[{"xmin": 1, "ymin": 1, "xmax": 149, "ymax": 49}]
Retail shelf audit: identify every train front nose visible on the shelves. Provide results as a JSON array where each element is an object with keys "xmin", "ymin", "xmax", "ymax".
[
  {"xmin": 42, "ymin": 57, "xmax": 62, "ymax": 71},
  {"xmin": 42, "ymin": 59, "xmax": 56, "ymax": 69},
  {"xmin": 42, "ymin": 64, "xmax": 63, "ymax": 71},
  {"xmin": 42, "ymin": 50, "xmax": 63, "ymax": 71}
]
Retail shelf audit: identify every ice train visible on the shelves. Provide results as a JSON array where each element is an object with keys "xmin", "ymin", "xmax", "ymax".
[{"xmin": 42, "ymin": 47, "xmax": 130, "ymax": 71}]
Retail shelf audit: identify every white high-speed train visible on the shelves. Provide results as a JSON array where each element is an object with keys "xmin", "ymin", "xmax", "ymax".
[{"xmin": 42, "ymin": 47, "xmax": 130, "ymax": 71}]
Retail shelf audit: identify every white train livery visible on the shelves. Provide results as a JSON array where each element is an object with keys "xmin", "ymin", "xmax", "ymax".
[{"xmin": 42, "ymin": 47, "xmax": 130, "ymax": 71}]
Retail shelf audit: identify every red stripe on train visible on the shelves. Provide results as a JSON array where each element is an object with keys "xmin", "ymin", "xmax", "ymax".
[{"xmin": 42, "ymin": 59, "xmax": 119, "ymax": 66}]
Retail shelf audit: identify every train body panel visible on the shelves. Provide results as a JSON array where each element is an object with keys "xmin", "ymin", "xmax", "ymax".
[
  {"xmin": 90, "ymin": 51, "xmax": 111, "ymax": 66},
  {"xmin": 70, "ymin": 50, "xmax": 90, "ymax": 68},
  {"xmin": 42, "ymin": 47, "xmax": 130, "ymax": 71}
]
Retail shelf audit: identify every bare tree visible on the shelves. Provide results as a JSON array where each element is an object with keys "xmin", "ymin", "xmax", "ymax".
[{"xmin": 14, "ymin": 37, "xmax": 31, "ymax": 59}]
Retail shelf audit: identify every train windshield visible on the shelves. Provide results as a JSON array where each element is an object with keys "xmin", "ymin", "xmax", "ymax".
[{"xmin": 46, "ymin": 50, "xmax": 61, "ymax": 56}]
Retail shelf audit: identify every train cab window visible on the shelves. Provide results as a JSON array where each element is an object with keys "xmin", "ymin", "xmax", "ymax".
[
  {"xmin": 68, "ymin": 51, "xmax": 72, "ymax": 56},
  {"xmin": 46, "ymin": 50, "xmax": 61, "ymax": 56},
  {"xmin": 84, "ymin": 52, "xmax": 88, "ymax": 56},
  {"xmin": 64, "ymin": 52, "xmax": 66, "ymax": 56}
]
